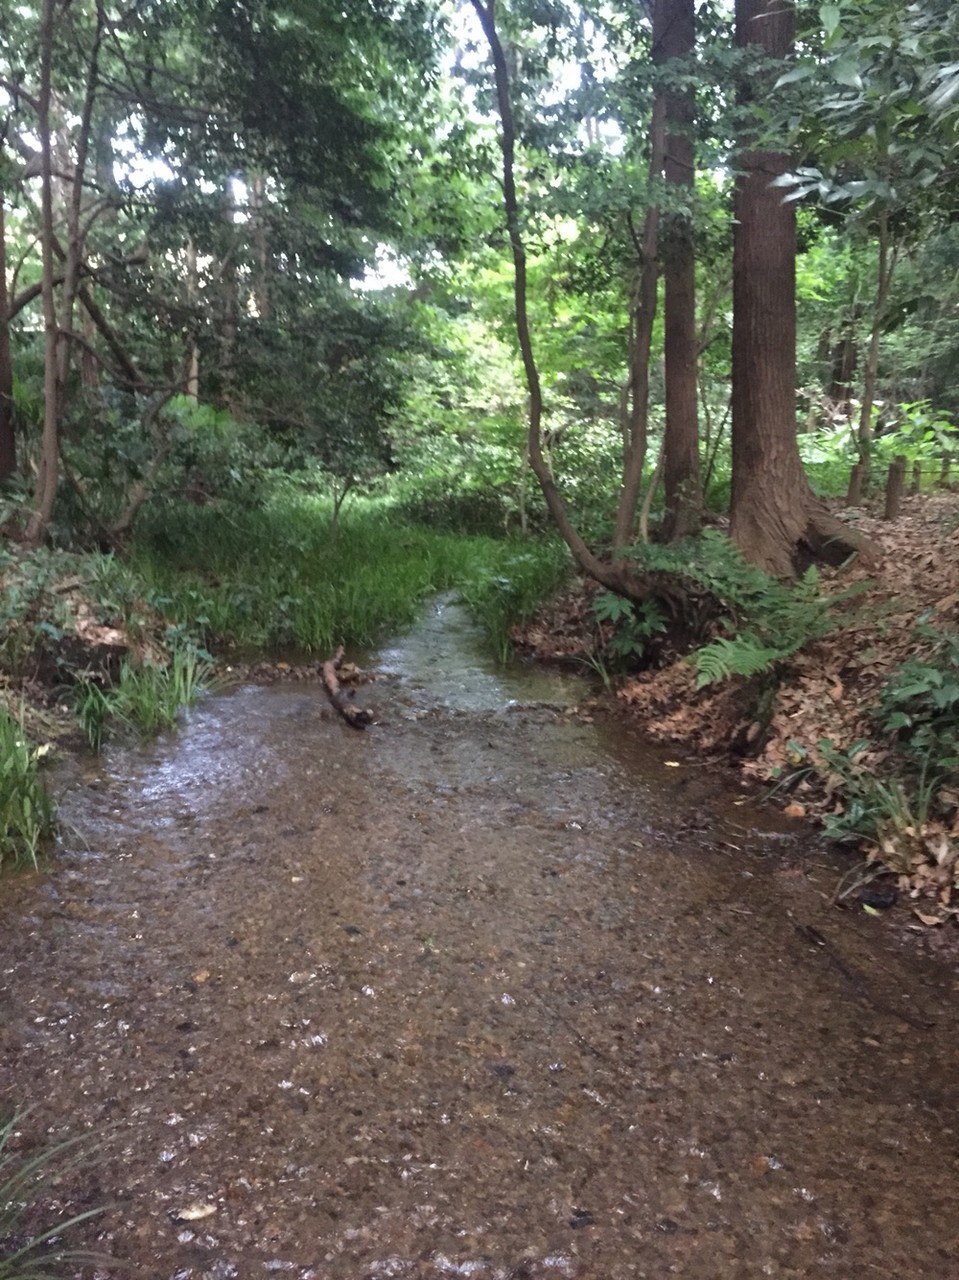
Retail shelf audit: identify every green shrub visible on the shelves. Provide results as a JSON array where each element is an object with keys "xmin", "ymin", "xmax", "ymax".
[
  {"xmin": 458, "ymin": 542, "xmax": 570, "ymax": 661},
  {"xmin": 623, "ymin": 529, "xmax": 867, "ymax": 686},
  {"xmin": 0, "ymin": 709, "xmax": 53, "ymax": 872},
  {"xmin": 877, "ymin": 621, "xmax": 959, "ymax": 777}
]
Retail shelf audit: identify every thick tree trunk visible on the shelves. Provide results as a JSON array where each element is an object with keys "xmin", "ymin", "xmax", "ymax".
[
  {"xmin": 730, "ymin": 0, "xmax": 874, "ymax": 576},
  {"xmin": 657, "ymin": 0, "xmax": 701, "ymax": 542}
]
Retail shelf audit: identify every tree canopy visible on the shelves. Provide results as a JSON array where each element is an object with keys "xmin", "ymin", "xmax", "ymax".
[{"xmin": 0, "ymin": 0, "xmax": 956, "ymax": 568}]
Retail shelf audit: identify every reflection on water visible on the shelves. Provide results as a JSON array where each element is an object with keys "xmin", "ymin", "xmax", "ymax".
[{"xmin": 376, "ymin": 594, "xmax": 580, "ymax": 713}]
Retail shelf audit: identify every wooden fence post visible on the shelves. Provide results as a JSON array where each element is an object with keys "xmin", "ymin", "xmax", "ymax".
[{"xmin": 884, "ymin": 454, "xmax": 907, "ymax": 521}]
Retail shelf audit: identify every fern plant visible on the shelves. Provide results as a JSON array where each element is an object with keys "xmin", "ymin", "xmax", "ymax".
[
  {"xmin": 626, "ymin": 530, "xmax": 867, "ymax": 688},
  {"xmin": 691, "ymin": 635, "xmax": 790, "ymax": 687}
]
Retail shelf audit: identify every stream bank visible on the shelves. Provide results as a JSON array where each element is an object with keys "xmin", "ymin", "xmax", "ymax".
[{"xmin": 1, "ymin": 599, "xmax": 957, "ymax": 1278}]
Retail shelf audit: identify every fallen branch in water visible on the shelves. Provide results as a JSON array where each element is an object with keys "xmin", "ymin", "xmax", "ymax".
[{"xmin": 322, "ymin": 646, "xmax": 374, "ymax": 730}]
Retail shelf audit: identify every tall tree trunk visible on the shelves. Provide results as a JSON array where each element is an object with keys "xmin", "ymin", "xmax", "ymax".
[
  {"xmin": 0, "ymin": 188, "xmax": 15, "ymax": 480},
  {"xmin": 185, "ymin": 235, "xmax": 201, "ymax": 400},
  {"xmin": 612, "ymin": 99, "xmax": 664, "ymax": 550},
  {"xmin": 857, "ymin": 209, "xmax": 897, "ymax": 483},
  {"xmin": 25, "ymin": 0, "xmax": 60, "ymax": 544},
  {"xmin": 55, "ymin": 3, "xmax": 106, "ymax": 392},
  {"xmin": 657, "ymin": 0, "xmax": 701, "ymax": 541},
  {"xmin": 219, "ymin": 185, "xmax": 239, "ymax": 410},
  {"xmin": 249, "ymin": 171, "xmax": 272, "ymax": 321},
  {"xmin": 729, "ymin": 0, "xmax": 874, "ymax": 575}
]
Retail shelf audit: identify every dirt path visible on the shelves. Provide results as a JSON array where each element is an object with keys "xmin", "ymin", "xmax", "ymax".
[{"xmin": 1, "ymin": 601, "xmax": 958, "ymax": 1279}]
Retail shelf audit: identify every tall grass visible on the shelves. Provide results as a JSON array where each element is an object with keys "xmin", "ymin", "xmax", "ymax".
[
  {"xmin": 0, "ymin": 1113, "xmax": 102, "ymax": 1278},
  {"xmin": 74, "ymin": 649, "xmax": 213, "ymax": 750},
  {"xmin": 0, "ymin": 709, "xmax": 53, "ymax": 872},
  {"xmin": 129, "ymin": 493, "xmax": 569, "ymax": 658}
]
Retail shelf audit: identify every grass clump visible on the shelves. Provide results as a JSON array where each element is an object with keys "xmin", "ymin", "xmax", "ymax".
[
  {"xmin": 0, "ymin": 709, "xmax": 53, "ymax": 872},
  {"xmin": 74, "ymin": 647, "xmax": 213, "ymax": 751},
  {"xmin": 0, "ymin": 1113, "xmax": 102, "ymax": 1278}
]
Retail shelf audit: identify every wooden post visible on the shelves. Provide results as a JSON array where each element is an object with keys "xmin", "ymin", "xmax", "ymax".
[
  {"xmin": 910, "ymin": 460, "xmax": 922, "ymax": 495},
  {"xmin": 884, "ymin": 453, "xmax": 907, "ymax": 521},
  {"xmin": 845, "ymin": 461, "xmax": 865, "ymax": 506}
]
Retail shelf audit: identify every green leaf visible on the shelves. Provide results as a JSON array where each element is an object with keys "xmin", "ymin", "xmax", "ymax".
[
  {"xmin": 884, "ymin": 711, "xmax": 912, "ymax": 731},
  {"xmin": 820, "ymin": 3, "xmax": 842, "ymax": 37},
  {"xmin": 831, "ymin": 55, "xmax": 864, "ymax": 89},
  {"xmin": 774, "ymin": 65, "xmax": 815, "ymax": 88}
]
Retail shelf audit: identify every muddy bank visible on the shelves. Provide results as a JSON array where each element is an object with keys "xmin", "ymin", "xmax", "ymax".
[{"xmin": 1, "ymin": 601, "xmax": 957, "ymax": 1278}]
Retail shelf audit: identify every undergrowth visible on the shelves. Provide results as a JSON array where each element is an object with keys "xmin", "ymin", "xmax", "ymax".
[
  {"xmin": 622, "ymin": 529, "xmax": 868, "ymax": 685},
  {"xmin": 74, "ymin": 647, "xmax": 214, "ymax": 751},
  {"xmin": 0, "ymin": 1113, "xmax": 102, "ymax": 1278},
  {"xmin": 0, "ymin": 708, "xmax": 53, "ymax": 872},
  {"xmin": 130, "ymin": 494, "xmax": 568, "ymax": 657}
]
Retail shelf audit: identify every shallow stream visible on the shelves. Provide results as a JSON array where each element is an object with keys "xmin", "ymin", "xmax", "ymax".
[{"xmin": 1, "ymin": 598, "xmax": 957, "ymax": 1278}]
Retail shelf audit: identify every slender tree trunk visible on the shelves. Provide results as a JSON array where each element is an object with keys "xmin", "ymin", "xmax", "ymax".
[
  {"xmin": 469, "ymin": 0, "xmax": 611, "ymax": 586},
  {"xmin": 612, "ymin": 99, "xmax": 664, "ymax": 550},
  {"xmin": 219, "ymin": 185, "xmax": 239, "ymax": 410},
  {"xmin": 55, "ymin": 3, "xmax": 105, "ymax": 392},
  {"xmin": 469, "ymin": 0, "xmax": 671, "ymax": 602},
  {"xmin": 857, "ymin": 210, "xmax": 897, "ymax": 483},
  {"xmin": 250, "ymin": 171, "xmax": 271, "ymax": 321},
  {"xmin": 185, "ymin": 235, "xmax": 201, "ymax": 400},
  {"xmin": 25, "ymin": 0, "xmax": 60, "ymax": 544},
  {"xmin": 729, "ymin": 0, "xmax": 874, "ymax": 575},
  {"xmin": 658, "ymin": 0, "xmax": 701, "ymax": 541},
  {"xmin": 0, "ymin": 189, "xmax": 15, "ymax": 480}
]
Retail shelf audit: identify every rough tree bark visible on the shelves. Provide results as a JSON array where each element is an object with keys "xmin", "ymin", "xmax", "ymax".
[
  {"xmin": 729, "ymin": 0, "xmax": 875, "ymax": 576},
  {"xmin": 657, "ymin": 0, "xmax": 702, "ymax": 542}
]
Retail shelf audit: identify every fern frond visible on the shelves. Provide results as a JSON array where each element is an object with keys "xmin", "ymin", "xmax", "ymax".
[{"xmin": 692, "ymin": 635, "xmax": 791, "ymax": 689}]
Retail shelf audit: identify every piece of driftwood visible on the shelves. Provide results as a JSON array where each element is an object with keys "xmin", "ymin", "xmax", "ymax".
[{"xmin": 322, "ymin": 646, "xmax": 374, "ymax": 729}]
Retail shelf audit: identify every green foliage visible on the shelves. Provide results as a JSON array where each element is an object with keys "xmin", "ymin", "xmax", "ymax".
[
  {"xmin": 0, "ymin": 548, "xmax": 82, "ymax": 676},
  {"xmin": 691, "ymin": 635, "xmax": 791, "ymax": 687},
  {"xmin": 458, "ymin": 542, "xmax": 570, "ymax": 662},
  {"xmin": 0, "ymin": 709, "xmax": 53, "ymax": 873},
  {"xmin": 816, "ymin": 738, "xmax": 940, "ymax": 870},
  {"xmin": 626, "ymin": 530, "xmax": 865, "ymax": 687},
  {"xmin": 0, "ymin": 1112, "xmax": 102, "ymax": 1277},
  {"xmin": 75, "ymin": 648, "xmax": 212, "ymax": 751},
  {"xmin": 592, "ymin": 592, "xmax": 667, "ymax": 665},
  {"xmin": 130, "ymin": 490, "xmax": 564, "ymax": 657},
  {"xmin": 110, "ymin": 650, "xmax": 212, "ymax": 737},
  {"xmin": 73, "ymin": 680, "xmax": 111, "ymax": 754},
  {"xmin": 877, "ymin": 621, "xmax": 959, "ymax": 775}
]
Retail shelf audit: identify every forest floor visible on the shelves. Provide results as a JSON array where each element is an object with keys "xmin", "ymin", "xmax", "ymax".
[{"xmin": 514, "ymin": 493, "xmax": 959, "ymax": 936}]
